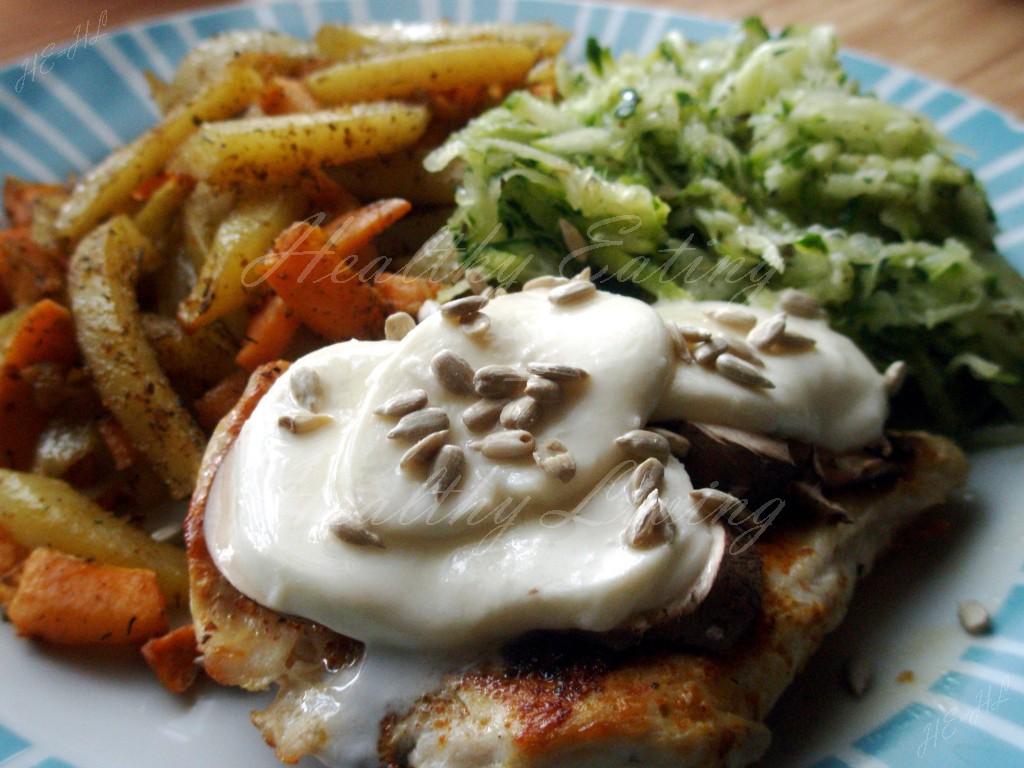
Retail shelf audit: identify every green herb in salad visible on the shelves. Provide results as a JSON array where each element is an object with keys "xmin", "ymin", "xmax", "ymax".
[{"xmin": 425, "ymin": 18, "xmax": 1024, "ymax": 437}]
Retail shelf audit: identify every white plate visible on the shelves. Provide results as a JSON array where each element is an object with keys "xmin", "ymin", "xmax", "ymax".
[{"xmin": 2, "ymin": 2, "xmax": 1023, "ymax": 766}]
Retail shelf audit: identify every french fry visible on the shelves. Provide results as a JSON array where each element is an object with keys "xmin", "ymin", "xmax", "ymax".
[
  {"xmin": 178, "ymin": 190, "xmax": 307, "ymax": 331},
  {"xmin": 180, "ymin": 182, "xmax": 236, "ymax": 270},
  {"xmin": 140, "ymin": 314, "xmax": 239, "ymax": 398},
  {"xmin": 168, "ymin": 103, "xmax": 430, "ymax": 186},
  {"xmin": 55, "ymin": 61, "xmax": 264, "ymax": 243},
  {"xmin": 154, "ymin": 30, "xmax": 318, "ymax": 114},
  {"xmin": 329, "ymin": 146, "xmax": 460, "ymax": 207},
  {"xmin": 133, "ymin": 174, "xmax": 194, "ymax": 252},
  {"xmin": 32, "ymin": 419, "xmax": 98, "ymax": 478},
  {"xmin": 8, "ymin": 548, "xmax": 167, "ymax": 645},
  {"xmin": 306, "ymin": 42, "xmax": 538, "ymax": 104},
  {"xmin": 0, "ymin": 523, "xmax": 28, "ymax": 575},
  {"xmin": 0, "ymin": 469, "xmax": 188, "ymax": 604},
  {"xmin": 313, "ymin": 25, "xmax": 376, "ymax": 61},
  {"xmin": 68, "ymin": 216, "xmax": 205, "ymax": 498},
  {"xmin": 316, "ymin": 21, "xmax": 570, "ymax": 59},
  {"xmin": 142, "ymin": 625, "xmax": 201, "ymax": 693}
]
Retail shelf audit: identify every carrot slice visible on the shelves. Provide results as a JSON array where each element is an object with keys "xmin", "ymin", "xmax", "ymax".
[
  {"xmin": 322, "ymin": 198, "xmax": 412, "ymax": 262},
  {"xmin": 96, "ymin": 416, "xmax": 140, "ymax": 472},
  {"xmin": 373, "ymin": 272, "xmax": 444, "ymax": 316},
  {"xmin": 260, "ymin": 76, "xmax": 321, "ymax": 115},
  {"xmin": 2, "ymin": 298, "xmax": 76, "ymax": 369},
  {"xmin": 0, "ymin": 300, "xmax": 77, "ymax": 470},
  {"xmin": 0, "ymin": 227, "xmax": 65, "ymax": 308},
  {"xmin": 194, "ymin": 370, "xmax": 250, "ymax": 433},
  {"xmin": 2, "ymin": 178, "xmax": 66, "ymax": 229},
  {"xmin": 235, "ymin": 295, "xmax": 302, "ymax": 372}
]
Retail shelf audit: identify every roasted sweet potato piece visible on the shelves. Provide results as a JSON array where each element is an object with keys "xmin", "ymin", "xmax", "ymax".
[
  {"xmin": 142, "ymin": 625, "xmax": 201, "ymax": 693},
  {"xmin": 8, "ymin": 547, "xmax": 168, "ymax": 645}
]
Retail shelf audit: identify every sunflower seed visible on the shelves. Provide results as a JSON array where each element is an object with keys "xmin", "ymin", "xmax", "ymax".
[
  {"xmin": 387, "ymin": 407, "xmax": 449, "ymax": 441},
  {"xmin": 290, "ymin": 367, "xmax": 323, "ymax": 412},
  {"xmin": 884, "ymin": 360, "xmax": 907, "ymax": 396},
  {"xmin": 441, "ymin": 295, "xmax": 489, "ymax": 320},
  {"xmin": 474, "ymin": 365, "xmax": 524, "ymax": 399},
  {"xmin": 500, "ymin": 396, "xmax": 540, "ymax": 430},
  {"xmin": 842, "ymin": 655, "xmax": 873, "ymax": 698},
  {"xmin": 704, "ymin": 306, "xmax": 757, "ymax": 331},
  {"xmin": 533, "ymin": 439, "xmax": 576, "ymax": 482},
  {"xmin": 773, "ymin": 331, "xmax": 817, "ymax": 353},
  {"xmin": 721, "ymin": 335, "xmax": 765, "ymax": 368},
  {"xmin": 778, "ymin": 288, "xmax": 823, "ymax": 318},
  {"xmin": 466, "ymin": 268, "xmax": 488, "ymax": 295},
  {"xmin": 373, "ymin": 388, "xmax": 428, "ymax": 418},
  {"xmin": 462, "ymin": 398, "xmax": 507, "ymax": 432},
  {"xmin": 278, "ymin": 412, "xmax": 333, "ymax": 434},
  {"xmin": 665, "ymin": 322, "xmax": 693, "ymax": 364},
  {"xmin": 526, "ymin": 362, "xmax": 588, "ymax": 381},
  {"xmin": 417, "ymin": 300, "xmax": 440, "ymax": 322},
  {"xmin": 494, "ymin": 286, "xmax": 509, "ymax": 297},
  {"xmin": 676, "ymin": 324, "xmax": 712, "ymax": 343},
  {"xmin": 716, "ymin": 353, "xmax": 775, "ymax": 389},
  {"xmin": 524, "ymin": 375, "xmax": 561, "ymax": 403},
  {"xmin": 559, "ymin": 218, "xmax": 587, "ymax": 257},
  {"xmin": 747, "ymin": 312, "xmax": 787, "ymax": 350},
  {"xmin": 522, "ymin": 275, "xmax": 569, "ymax": 291},
  {"xmin": 150, "ymin": 522, "xmax": 183, "ymax": 545},
  {"xmin": 431, "ymin": 349, "xmax": 475, "ymax": 395},
  {"xmin": 649, "ymin": 427, "xmax": 690, "ymax": 458},
  {"xmin": 428, "ymin": 444, "xmax": 465, "ymax": 500},
  {"xmin": 693, "ymin": 336, "xmax": 728, "ymax": 367},
  {"xmin": 573, "ymin": 265, "xmax": 592, "ymax": 281},
  {"xmin": 468, "ymin": 430, "xmax": 535, "ymax": 459},
  {"xmin": 384, "ymin": 312, "xmax": 416, "ymax": 341},
  {"xmin": 615, "ymin": 429, "xmax": 670, "ymax": 461},
  {"xmin": 624, "ymin": 489, "xmax": 675, "ymax": 548},
  {"xmin": 399, "ymin": 430, "xmax": 450, "ymax": 472},
  {"xmin": 330, "ymin": 517, "xmax": 384, "ymax": 548},
  {"xmin": 460, "ymin": 312, "xmax": 491, "ymax": 339},
  {"xmin": 957, "ymin": 600, "xmax": 991, "ymax": 635},
  {"xmin": 627, "ymin": 457, "xmax": 664, "ymax": 505},
  {"xmin": 548, "ymin": 280, "xmax": 596, "ymax": 305}
]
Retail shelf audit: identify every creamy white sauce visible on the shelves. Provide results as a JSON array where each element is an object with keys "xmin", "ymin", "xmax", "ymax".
[
  {"xmin": 654, "ymin": 300, "xmax": 888, "ymax": 451},
  {"xmin": 203, "ymin": 288, "xmax": 889, "ymax": 766}
]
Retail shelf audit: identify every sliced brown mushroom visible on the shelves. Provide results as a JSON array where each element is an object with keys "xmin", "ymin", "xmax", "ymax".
[
  {"xmin": 604, "ymin": 524, "xmax": 763, "ymax": 654},
  {"xmin": 812, "ymin": 444, "xmax": 905, "ymax": 490},
  {"xmin": 666, "ymin": 421, "xmax": 801, "ymax": 509}
]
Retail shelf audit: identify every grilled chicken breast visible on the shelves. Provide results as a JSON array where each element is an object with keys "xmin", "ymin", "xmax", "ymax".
[{"xmin": 186, "ymin": 362, "xmax": 967, "ymax": 767}]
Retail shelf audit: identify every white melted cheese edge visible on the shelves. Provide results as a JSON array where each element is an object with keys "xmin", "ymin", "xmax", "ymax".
[{"xmin": 203, "ymin": 289, "xmax": 888, "ymax": 767}]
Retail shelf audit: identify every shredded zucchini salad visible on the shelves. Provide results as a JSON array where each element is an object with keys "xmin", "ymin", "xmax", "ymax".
[{"xmin": 426, "ymin": 19, "xmax": 1024, "ymax": 437}]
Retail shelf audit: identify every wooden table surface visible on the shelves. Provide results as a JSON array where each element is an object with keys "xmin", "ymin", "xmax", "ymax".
[{"xmin": 1, "ymin": 0, "xmax": 1022, "ymax": 117}]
